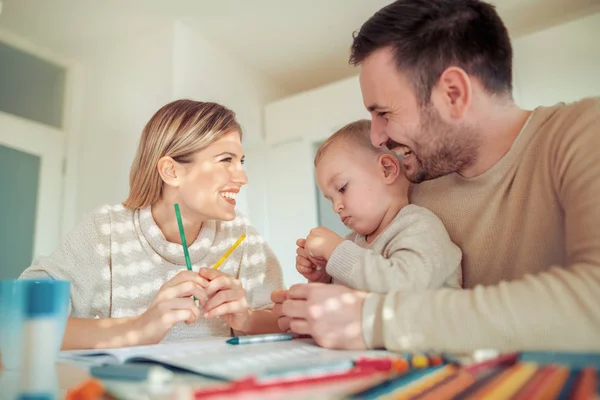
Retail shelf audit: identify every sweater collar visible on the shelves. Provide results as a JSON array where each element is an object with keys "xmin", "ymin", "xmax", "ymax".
[{"xmin": 136, "ymin": 206, "xmax": 217, "ymax": 266}]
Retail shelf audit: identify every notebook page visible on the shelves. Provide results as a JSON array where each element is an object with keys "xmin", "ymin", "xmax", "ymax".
[
  {"xmin": 58, "ymin": 337, "xmax": 227, "ymax": 366},
  {"xmin": 128, "ymin": 338, "xmax": 389, "ymax": 380},
  {"xmin": 60, "ymin": 337, "xmax": 390, "ymax": 380}
]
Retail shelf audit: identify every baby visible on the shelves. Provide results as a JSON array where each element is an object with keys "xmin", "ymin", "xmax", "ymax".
[{"xmin": 296, "ymin": 119, "xmax": 462, "ymax": 292}]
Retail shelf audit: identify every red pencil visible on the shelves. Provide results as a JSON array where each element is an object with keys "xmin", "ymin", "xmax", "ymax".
[
  {"xmin": 464, "ymin": 352, "xmax": 518, "ymax": 376},
  {"xmin": 511, "ymin": 364, "xmax": 558, "ymax": 400},
  {"xmin": 187, "ymin": 360, "xmax": 403, "ymax": 399},
  {"xmin": 571, "ymin": 367, "xmax": 598, "ymax": 400},
  {"xmin": 416, "ymin": 368, "xmax": 476, "ymax": 400}
]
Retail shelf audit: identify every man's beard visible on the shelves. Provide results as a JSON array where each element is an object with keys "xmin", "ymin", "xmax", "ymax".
[{"xmin": 389, "ymin": 105, "xmax": 480, "ymax": 184}]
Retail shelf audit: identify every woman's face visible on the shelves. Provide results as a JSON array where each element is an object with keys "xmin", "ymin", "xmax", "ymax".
[{"xmin": 176, "ymin": 131, "xmax": 247, "ymax": 221}]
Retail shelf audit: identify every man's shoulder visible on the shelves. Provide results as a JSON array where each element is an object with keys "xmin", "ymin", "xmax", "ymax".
[{"xmin": 533, "ymin": 97, "xmax": 599, "ymax": 139}]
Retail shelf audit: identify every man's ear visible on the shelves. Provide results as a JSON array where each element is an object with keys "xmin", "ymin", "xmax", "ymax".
[
  {"xmin": 379, "ymin": 154, "xmax": 400, "ymax": 183},
  {"xmin": 431, "ymin": 66, "xmax": 472, "ymax": 120},
  {"xmin": 157, "ymin": 156, "xmax": 181, "ymax": 188}
]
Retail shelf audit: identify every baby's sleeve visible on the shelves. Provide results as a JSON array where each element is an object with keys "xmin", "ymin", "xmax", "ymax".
[
  {"xmin": 327, "ymin": 206, "xmax": 462, "ymax": 292},
  {"xmin": 19, "ymin": 207, "xmax": 112, "ymax": 318},
  {"xmin": 236, "ymin": 218, "xmax": 286, "ymax": 310}
]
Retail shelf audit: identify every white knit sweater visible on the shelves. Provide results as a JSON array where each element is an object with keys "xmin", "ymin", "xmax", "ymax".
[{"xmin": 20, "ymin": 204, "xmax": 285, "ymax": 341}]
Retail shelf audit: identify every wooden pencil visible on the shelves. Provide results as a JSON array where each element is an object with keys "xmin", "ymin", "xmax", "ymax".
[
  {"xmin": 481, "ymin": 362, "xmax": 538, "ymax": 399},
  {"xmin": 571, "ymin": 367, "xmax": 598, "ymax": 400},
  {"xmin": 392, "ymin": 365, "xmax": 456, "ymax": 400},
  {"xmin": 511, "ymin": 364, "xmax": 558, "ymax": 400},
  {"xmin": 414, "ymin": 368, "xmax": 476, "ymax": 400}
]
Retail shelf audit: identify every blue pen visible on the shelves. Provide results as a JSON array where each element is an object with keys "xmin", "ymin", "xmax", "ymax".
[{"xmin": 226, "ymin": 333, "xmax": 294, "ymax": 345}]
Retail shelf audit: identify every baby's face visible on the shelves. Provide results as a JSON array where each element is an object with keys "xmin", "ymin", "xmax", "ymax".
[{"xmin": 315, "ymin": 143, "xmax": 391, "ymax": 236}]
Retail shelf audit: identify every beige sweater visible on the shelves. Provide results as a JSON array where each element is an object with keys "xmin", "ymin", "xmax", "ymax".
[
  {"xmin": 20, "ymin": 204, "xmax": 285, "ymax": 341},
  {"xmin": 362, "ymin": 98, "xmax": 600, "ymax": 352},
  {"xmin": 327, "ymin": 204, "xmax": 462, "ymax": 292}
]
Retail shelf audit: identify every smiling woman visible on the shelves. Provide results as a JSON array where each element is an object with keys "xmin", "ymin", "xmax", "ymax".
[{"xmin": 20, "ymin": 99, "xmax": 286, "ymax": 350}]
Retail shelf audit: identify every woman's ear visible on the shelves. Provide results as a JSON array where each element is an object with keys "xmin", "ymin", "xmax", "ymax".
[
  {"xmin": 379, "ymin": 154, "xmax": 400, "ymax": 183},
  {"xmin": 157, "ymin": 156, "xmax": 180, "ymax": 188}
]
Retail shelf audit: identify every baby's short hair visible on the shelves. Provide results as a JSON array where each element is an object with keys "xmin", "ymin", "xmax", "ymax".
[{"xmin": 314, "ymin": 119, "xmax": 390, "ymax": 167}]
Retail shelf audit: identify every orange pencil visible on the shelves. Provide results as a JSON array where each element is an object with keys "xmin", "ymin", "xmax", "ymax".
[
  {"xmin": 571, "ymin": 367, "xmax": 598, "ymax": 400},
  {"xmin": 393, "ymin": 365, "xmax": 457, "ymax": 400},
  {"xmin": 531, "ymin": 366, "xmax": 570, "ymax": 400},
  {"xmin": 482, "ymin": 362, "xmax": 538, "ymax": 399},
  {"xmin": 464, "ymin": 363, "xmax": 522, "ymax": 399},
  {"xmin": 511, "ymin": 364, "xmax": 558, "ymax": 400},
  {"xmin": 417, "ymin": 368, "xmax": 476, "ymax": 400}
]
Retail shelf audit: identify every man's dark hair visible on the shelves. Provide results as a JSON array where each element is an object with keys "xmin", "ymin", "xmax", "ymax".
[{"xmin": 350, "ymin": 0, "xmax": 513, "ymax": 104}]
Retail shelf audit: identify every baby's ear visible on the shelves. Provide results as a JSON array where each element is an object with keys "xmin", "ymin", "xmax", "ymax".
[{"xmin": 378, "ymin": 154, "xmax": 400, "ymax": 183}]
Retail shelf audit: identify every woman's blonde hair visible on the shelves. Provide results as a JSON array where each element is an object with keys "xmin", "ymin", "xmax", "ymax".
[{"xmin": 123, "ymin": 99, "xmax": 242, "ymax": 209}]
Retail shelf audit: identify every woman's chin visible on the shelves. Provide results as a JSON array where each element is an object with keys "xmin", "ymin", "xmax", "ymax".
[{"xmin": 215, "ymin": 208, "xmax": 237, "ymax": 221}]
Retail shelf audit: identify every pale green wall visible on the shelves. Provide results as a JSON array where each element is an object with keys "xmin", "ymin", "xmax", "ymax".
[{"xmin": 0, "ymin": 144, "xmax": 40, "ymax": 279}]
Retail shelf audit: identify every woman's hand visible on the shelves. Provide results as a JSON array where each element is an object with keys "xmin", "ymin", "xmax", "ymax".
[
  {"xmin": 133, "ymin": 270, "xmax": 208, "ymax": 345},
  {"xmin": 271, "ymin": 289, "xmax": 291, "ymax": 332},
  {"xmin": 199, "ymin": 268, "xmax": 251, "ymax": 332}
]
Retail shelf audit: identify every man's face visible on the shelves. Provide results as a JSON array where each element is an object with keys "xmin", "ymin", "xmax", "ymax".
[{"xmin": 359, "ymin": 48, "xmax": 479, "ymax": 183}]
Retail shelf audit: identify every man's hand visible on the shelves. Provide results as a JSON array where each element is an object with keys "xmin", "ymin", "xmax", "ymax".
[{"xmin": 282, "ymin": 283, "xmax": 368, "ymax": 350}]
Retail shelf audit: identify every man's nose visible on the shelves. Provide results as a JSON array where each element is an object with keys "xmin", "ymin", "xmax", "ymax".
[{"xmin": 370, "ymin": 119, "xmax": 388, "ymax": 148}]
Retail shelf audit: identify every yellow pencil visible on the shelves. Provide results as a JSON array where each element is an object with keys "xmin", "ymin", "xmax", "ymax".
[
  {"xmin": 481, "ymin": 362, "xmax": 538, "ymax": 399},
  {"xmin": 212, "ymin": 234, "xmax": 246, "ymax": 269}
]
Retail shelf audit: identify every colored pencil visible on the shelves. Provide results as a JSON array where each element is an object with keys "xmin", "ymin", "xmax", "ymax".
[
  {"xmin": 211, "ymin": 234, "xmax": 246, "ymax": 270},
  {"xmin": 463, "ymin": 364, "xmax": 520, "ymax": 399},
  {"xmin": 533, "ymin": 366, "xmax": 570, "ymax": 399},
  {"xmin": 557, "ymin": 370, "xmax": 581, "ymax": 400},
  {"xmin": 511, "ymin": 364, "xmax": 558, "ymax": 400},
  {"xmin": 480, "ymin": 362, "xmax": 538, "ymax": 398},
  {"xmin": 453, "ymin": 366, "xmax": 507, "ymax": 400},
  {"xmin": 414, "ymin": 368, "xmax": 475, "ymax": 400},
  {"xmin": 392, "ymin": 365, "xmax": 457, "ymax": 399},
  {"xmin": 571, "ymin": 367, "xmax": 598, "ymax": 400},
  {"xmin": 174, "ymin": 203, "xmax": 193, "ymax": 271},
  {"xmin": 349, "ymin": 365, "xmax": 445, "ymax": 400}
]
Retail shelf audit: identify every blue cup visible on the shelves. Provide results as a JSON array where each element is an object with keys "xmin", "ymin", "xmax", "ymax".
[{"xmin": 0, "ymin": 278, "xmax": 70, "ymax": 371}]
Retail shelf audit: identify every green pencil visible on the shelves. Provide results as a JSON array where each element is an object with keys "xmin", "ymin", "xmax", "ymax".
[
  {"xmin": 174, "ymin": 203, "xmax": 193, "ymax": 271},
  {"xmin": 174, "ymin": 203, "xmax": 197, "ymax": 304}
]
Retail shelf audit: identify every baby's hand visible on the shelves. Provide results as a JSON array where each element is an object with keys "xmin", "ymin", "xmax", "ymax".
[
  {"xmin": 296, "ymin": 238, "xmax": 331, "ymax": 283},
  {"xmin": 304, "ymin": 227, "xmax": 344, "ymax": 261}
]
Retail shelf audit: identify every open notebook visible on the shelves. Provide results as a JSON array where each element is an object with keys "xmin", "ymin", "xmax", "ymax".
[{"xmin": 59, "ymin": 337, "xmax": 390, "ymax": 381}]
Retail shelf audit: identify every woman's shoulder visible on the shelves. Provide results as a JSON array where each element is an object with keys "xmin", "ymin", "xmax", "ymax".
[{"xmin": 81, "ymin": 203, "xmax": 136, "ymax": 236}]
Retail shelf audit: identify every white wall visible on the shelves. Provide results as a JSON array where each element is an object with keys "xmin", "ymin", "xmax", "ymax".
[
  {"xmin": 172, "ymin": 21, "xmax": 286, "ymax": 235},
  {"xmin": 74, "ymin": 21, "xmax": 286, "ymax": 243},
  {"xmin": 76, "ymin": 23, "xmax": 175, "ymax": 219},
  {"xmin": 262, "ymin": 13, "xmax": 600, "ymax": 287},
  {"xmin": 512, "ymin": 12, "xmax": 600, "ymax": 109},
  {"xmin": 265, "ymin": 76, "xmax": 368, "ymax": 146}
]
